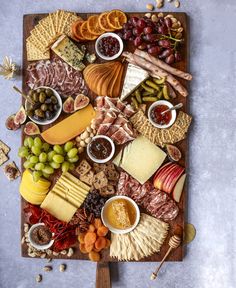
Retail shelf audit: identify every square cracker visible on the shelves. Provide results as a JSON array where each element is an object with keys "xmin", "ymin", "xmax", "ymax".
[
  {"xmin": 38, "ymin": 18, "xmax": 54, "ymax": 38},
  {"xmin": 64, "ymin": 14, "xmax": 80, "ymax": 37},
  {"xmin": 48, "ymin": 13, "xmax": 57, "ymax": 36},
  {"xmin": 26, "ymin": 34, "xmax": 48, "ymax": 53},
  {"xmin": 0, "ymin": 140, "xmax": 10, "ymax": 155},
  {"xmin": 76, "ymin": 159, "xmax": 91, "ymax": 176},
  {"xmin": 93, "ymin": 171, "xmax": 108, "ymax": 189},
  {"xmin": 0, "ymin": 149, "xmax": 8, "ymax": 166},
  {"xmin": 79, "ymin": 170, "xmax": 94, "ymax": 186},
  {"xmin": 99, "ymin": 185, "xmax": 115, "ymax": 197},
  {"xmin": 26, "ymin": 42, "xmax": 50, "ymax": 61},
  {"xmin": 33, "ymin": 25, "xmax": 56, "ymax": 48},
  {"xmin": 3, "ymin": 162, "xmax": 21, "ymax": 181}
]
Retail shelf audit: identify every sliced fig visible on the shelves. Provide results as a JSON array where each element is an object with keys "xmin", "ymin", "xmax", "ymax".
[
  {"xmin": 5, "ymin": 114, "xmax": 20, "ymax": 130},
  {"xmin": 14, "ymin": 106, "xmax": 27, "ymax": 125},
  {"xmin": 24, "ymin": 121, "xmax": 40, "ymax": 136},
  {"xmin": 63, "ymin": 96, "xmax": 75, "ymax": 113},
  {"xmin": 74, "ymin": 94, "xmax": 90, "ymax": 111},
  {"xmin": 166, "ymin": 144, "xmax": 182, "ymax": 162}
]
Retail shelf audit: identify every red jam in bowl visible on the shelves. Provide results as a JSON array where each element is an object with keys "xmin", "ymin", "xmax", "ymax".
[
  {"xmin": 150, "ymin": 104, "xmax": 172, "ymax": 126},
  {"xmin": 98, "ymin": 36, "xmax": 120, "ymax": 57}
]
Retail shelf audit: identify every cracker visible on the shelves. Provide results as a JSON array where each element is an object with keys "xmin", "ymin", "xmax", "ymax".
[
  {"xmin": 107, "ymin": 169, "xmax": 119, "ymax": 181},
  {"xmin": 93, "ymin": 171, "xmax": 108, "ymax": 189},
  {"xmin": 0, "ymin": 149, "xmax": 8, "ymax": 166},
  {"xmin": 26, "ymin": 34, "xmax": 48, "ymax": 53},
  {"xmin": 55, "ymin": 10, "xmax": 62, "ymax": 33},
  {"xmin": 48, "ymin": 13, "xmax": 57, "ymax": 36},
  {"xmin": 99, "ymin": 185, "xmax": 115, "ymax": 197},
  {"xmin": 64, "ymin": 14, "xmax": 81, "ymax": 37},
  {"xmin": 3, "ymin": 162, "xmax": 20, "ymax": 181},
  {"xmin": 79, "ymin": 170, "xmax": 94, "ymax": 186},
  {"xmin": 38, "ymin": 18, "xmax": 54, "ymax": 38},
  {"xmin": 31, "ymin": 27, "xmax": 49, "ymax": 47},
  {"xmin": 0, "ymin": 140, "xmax": 10, "ymax": 155},
  {"xmin": 34, "ymin": 24, "xmax": 56, "ymax": 48},
  {"xmin": 76, "ymin": 159, "xmax": 91, "ymax": 176},
  {"xmin": 26, "ymin": 42, "xmax": 50, "ymax": 61},
  {"xmin": 60, "ymin": 12, "xmax": 72, "ymax": 34}
]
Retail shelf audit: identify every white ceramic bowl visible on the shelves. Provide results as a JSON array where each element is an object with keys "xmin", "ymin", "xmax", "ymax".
[
  {"xmin": 148, "ymin": 100, "xmax": 177, "ymax": 129},
  {"xmin": 28, "ymin": 223, "xmax": 54, "ymax": 250},
  {"xmin": 25, "ymin": 86, "xmax": 62, "ymax": 126},
  {"xmin": 87, "ymin": 135, "xmax": 115, "ymax": 164},
  {"xmin": 95, "ymin": 32, "xmax": 124, "ymax": 61},
  {"xmin": 101, "ymin": 196, "xmax": 140, "ymax": 234}
]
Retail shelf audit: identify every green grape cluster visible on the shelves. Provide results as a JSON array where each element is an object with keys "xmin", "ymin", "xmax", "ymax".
[{"xmin": 18, "ymin": 137, "xmax": 79, "ymax": 182}]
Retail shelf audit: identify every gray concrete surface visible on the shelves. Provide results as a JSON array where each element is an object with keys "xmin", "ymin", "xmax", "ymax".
[{"xmin": 0, "ymin": 0, "xmax": 235, "ymax": 287}]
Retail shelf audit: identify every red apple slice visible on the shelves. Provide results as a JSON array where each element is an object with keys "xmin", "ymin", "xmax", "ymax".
[
  {"xmin": 153, "ymin": 163, "xmax": 176, "ymax": 190},
  {"xmin": 165, "ymin": 166, "xmax": 184, "ymax": 194},
  {"xmin": 161, "ymin": 164, "xmax": 180, "ymax": 192},
  {"xmin": 173, "ymin": 173, "xmax": 186, "ymax": 202}
]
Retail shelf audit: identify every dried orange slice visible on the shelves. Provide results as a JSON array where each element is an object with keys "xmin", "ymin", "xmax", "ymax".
[
  {"xmin": 107, "ymin": 10, "xmax": 127, "ymax": 30},
  {"xmin": 72, "ymin": 20, "xmax": 86, "ymax": 41},
  {"xmin": 98, "ymin": 12, "xmax": 115, "ymax": 32},
  {"xmin": 87, "ymin": 15, "xmax": 105, "ymax": 36},
  {"xmin": 80, "ymin": 21, "xmax": 97, "ymax": 40}
]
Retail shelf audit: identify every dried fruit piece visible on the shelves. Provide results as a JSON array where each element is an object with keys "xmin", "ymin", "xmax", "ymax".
[
  {"xmin": 80, "ymin": 21, "xmax": 97, "ymax": 41},
  {"xmin": 79, "ymin": 243, "xmax": 87, "ymax": 254},
  {"xmin": 5, "ymin": 114, "xmax": 20, "ymax": 130},
  {"xmin": 72, "ymin": 20, "xmax": 86, "ymax": 41},
  {"xmin": 88, "ymin": 251, "xmax": 100, "ymax": 262},
  {"xmin": 84, "ymin": 232, "xmax": 97, "ymax": 245},
  {"xmin": 74, "ymin": 94, "xmax": 89, "ymax": 111},
  {"xmin": 24, "ymin": 121, "xmax": 40, "ymax": 135},
  {"xmin": 78, "ymin": 232, "xmax": 86, "ymax": 244},
  {"xmin": 97, "ymin": 226, "xmax": 109, "ymax": 237},
  {"xmin": 98, "ymin": 12, "xmax": 114, "ymax": 32},
  {"xmin": 63, "ymin": 96, "xmax": 75, "ymax": 113},
  {"xmin": 94, "ymin": 218, "xmax": 102, "ymax": 229},
  {"xmin": 14, "ymin": 106, "xmax": 27, "ymax": 125},
  {"xmin": 88, "ymin": 224, "xmax": 96, "ymax": 232},
  {"xmin": 184, "ymin": 223, "xmax": 196, "ymax": 244},
  {"xmin": 87, "ymin": 15, "xmax": 105, "ymax": 36},
  {"xmin": 107, "ymin": 10, "xmax": 127, "ymax": 30},
  {"xmin": 85, "ymin": 243, "xmax": 94, "ymax": 253},
  {"xmin": 166, "ymin": 144, "xmax": 182, "ymax": 161},
  {"xmin": 95, "ymin": 236, "xmax": 106, "ymax": 250}
]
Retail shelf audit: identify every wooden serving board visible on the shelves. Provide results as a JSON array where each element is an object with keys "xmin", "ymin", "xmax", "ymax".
[{"xmin": 21, "ymin": 12, "xmax": 189, "ymax": 262}]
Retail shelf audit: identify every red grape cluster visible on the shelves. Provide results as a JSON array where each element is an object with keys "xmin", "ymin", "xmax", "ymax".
[{"xmin": 118, "ymin": 16, "xmax": 183, "ymax": 64}]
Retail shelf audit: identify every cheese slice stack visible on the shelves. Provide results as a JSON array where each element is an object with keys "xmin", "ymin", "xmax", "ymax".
[
  {"xmin": 41, "ymin": 172, "xmax": 90, "ymax": 222},
  {"xmin": 113, "ymin": 135, "xmax": 166, "ymax": 184}
]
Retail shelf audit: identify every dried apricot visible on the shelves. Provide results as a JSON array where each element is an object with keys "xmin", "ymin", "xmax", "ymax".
[
  {"xmin": 84, "ymin": 232, "xmax": 97, "ymax": 245},
  {"xmin": 88, "ymin": 224, "xmax": 96, "ymax": 232},
  {"xmin": 95, "ymin": 236, "xmax": 107, "ymax": 250},
  {"xmin": 97, "ymin": 226, "xmax": 109, "ymax": 237},
  {"xmin": 94, "ymin": 218, "xmax": 102, "ymax": 229},
  {"xmin": 85, "ymin": 243, "xmax": 94, "ymax": 253},
  {"xmin": 93, "ymin": 247, "xmax": 102, "ymax": 253},
  {"xmin": 89, "ymin": 251, "xmax": 101, "ymax": 262},
  {"xmin": 105, "ymin": 238, "xmax": 111, "ymax": 249},
  {"xmin": 79, "ymin": 243, "xmax": 87, "ymax": 254},
  {"xmin": 78, "ymin": 232, "xmax": 86, "ymax": 244}
]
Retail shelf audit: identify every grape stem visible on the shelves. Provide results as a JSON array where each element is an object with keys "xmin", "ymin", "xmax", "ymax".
[{"xmin": 162, "ymin": 35, "xmax": 183, "ymax": 42}]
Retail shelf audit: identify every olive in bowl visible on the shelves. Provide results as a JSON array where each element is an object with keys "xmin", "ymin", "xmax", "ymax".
[{"xmin": 25, "ymin": 86, "xmax": 62, "ymax": 125}]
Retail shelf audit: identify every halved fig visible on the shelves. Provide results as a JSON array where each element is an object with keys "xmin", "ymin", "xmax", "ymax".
[
  {"xmin": 166, "ymin": 144, "xmax": 182, "ymax": 162},
  {"xmin": 24, "ymin": 121, "xmax": 40, "ymax": 136},
  {"xmin": 5, "ymin": 114, "xmax": 20, "ymax": 130},
  {"xmin": 14, "ymin": 106, "xmax": 27, "ymax": 125},
  {"xmin": 63, "ymin": 96, "xmax": 75, "ymax": 113},
  {"xmin": 74, "ymin": 94, "xmax": 90, "ymax": 111}
]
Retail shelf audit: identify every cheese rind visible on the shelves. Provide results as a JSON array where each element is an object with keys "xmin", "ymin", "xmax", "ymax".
[
  {"xmin": 113, "ymin": 135, "xmax": 166, "ymax": 184},
  {"xmin": 41, "ymin": 105, "xmax": 96, "ymax": 145}
]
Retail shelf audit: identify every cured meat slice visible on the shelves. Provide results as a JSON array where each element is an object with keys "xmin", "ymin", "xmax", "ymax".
[{"xmin": 111, "ymin": 127, "xmax": 134, "ymax": 145}]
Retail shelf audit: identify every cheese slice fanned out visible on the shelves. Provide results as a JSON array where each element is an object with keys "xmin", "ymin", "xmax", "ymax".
[{"xmin": 120, "ymin": 63, "xmax": 149, "ymax": 101}]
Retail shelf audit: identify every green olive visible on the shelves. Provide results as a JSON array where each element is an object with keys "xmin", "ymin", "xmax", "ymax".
[
  {"xmin": 36, "ymin": 88, "xmax": 42, "ymax": 94},
  {"xmin": 35, "ymin": 109, "xmax": 45, "ymax": 118},
  {"xmin": 51, "ymin": 96, "xmax": 58, "ymax": 104},
  {"xmin": 26, "ymin": 110, "xmax": 34, "ymax": 117},
  {"xmin": 28, "ymin": 90, "xmax": 34, "ymax": 97},
  {"xmin": 41, "ymin": 104, "xmax": 48, "ymax": 111},
  {"xmin": 39, "ymin": 92, "xmax": 46, "ymax": 103},
  {"xmin": 33, "ymin": 92, "xmax": 39, "ymax": 102},
  {"xmin": 45, "ymin": 88, "xmax": 53, "ymax": 96}
]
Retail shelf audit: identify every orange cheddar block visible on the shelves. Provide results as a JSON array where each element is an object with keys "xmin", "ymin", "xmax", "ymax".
[{"xmin": 41, "ymin": 105, "xmax": 96, "ymax": 145}]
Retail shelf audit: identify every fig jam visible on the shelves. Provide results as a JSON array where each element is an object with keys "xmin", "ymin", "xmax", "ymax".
[
  {"xmin": 98, "ymin": 36, "xmax": 120, "ymax": 57},
  {"xmin": 89, "ymin": 137, "xmax": 112, "ymax": 160},
  {"xmin": 150, "ymin": 104, "xmax": 172, "ymax": 126}
]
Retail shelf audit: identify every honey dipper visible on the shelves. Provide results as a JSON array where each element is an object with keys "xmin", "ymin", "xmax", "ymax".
[{"xmin": 150, "ymin": 235, "xmax": 181, "ymax": 280}]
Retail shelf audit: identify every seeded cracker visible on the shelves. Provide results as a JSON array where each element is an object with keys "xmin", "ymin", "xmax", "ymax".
[
  {"xmin": 3, "ymin": 162, "xmax": 21, "ymax": 181},
  {"xmin": 0, "ymin": 140, "xmax": 10, "ymax": 155},
  {"xmin": 26, "ymin": 42, "xmax": 50, "ymax": 61},
  {"xmin": 93, "ymin": 171, "xmax": 108, "ymax": 189},
  {"xmin": 76, "ymin": 160, "xmax": 91, "ymax": 176},
  {"xmin": 64, "ymin": 14, "xmax": 81, "ymax": 37},
  {"xmin": 79, "ymin": 170, "xmax": 94, "ymax": 186},
  {"xmin": 0, "ymin": 149, "xmax": 8, "ymax": 166}
]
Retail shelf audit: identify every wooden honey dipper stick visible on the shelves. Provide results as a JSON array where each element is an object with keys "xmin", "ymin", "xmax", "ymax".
[{"xmin": 150, "ymin": 235, "xmax": 181, "ymax": 280}]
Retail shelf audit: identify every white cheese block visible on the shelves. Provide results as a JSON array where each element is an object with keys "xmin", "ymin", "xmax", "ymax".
[
  {"xmin": 120, "ymin": 63, "xmax": 149, "ymax": 101},
  {"xmin": 113, "ymin": 135, "xmax": 166, "ymax": 184},
  {"xmin": 51, "ymin": 34, "xmax": 85, "ymax": 71}
]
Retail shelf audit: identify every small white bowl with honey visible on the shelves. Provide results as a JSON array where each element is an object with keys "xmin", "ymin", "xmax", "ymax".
[{"xmin": 101, "ymin": 196, "xmax": 140, "ymax": 234}]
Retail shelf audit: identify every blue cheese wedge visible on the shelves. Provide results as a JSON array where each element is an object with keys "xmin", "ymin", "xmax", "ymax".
[
  {"xmin": 51, "ymin": 34, "xmax": 85, "ymax": 71},
  {"xmin": 120, "ymin": 63, "xmax": 149, "ymax": 101},
  {"xmin": 113, "ymin": 135, "xmax": 166, "ymax": 184}
]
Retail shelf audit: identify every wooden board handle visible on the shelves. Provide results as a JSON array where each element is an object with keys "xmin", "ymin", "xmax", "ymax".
[{"xmin": 96, "ymin": 262, "xmax": 111, "ymax": 288}]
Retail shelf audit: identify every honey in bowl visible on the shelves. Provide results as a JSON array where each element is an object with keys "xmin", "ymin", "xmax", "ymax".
[{"xmin": 104, "ymin": 198, "xmax": 137, "ymax": 230}]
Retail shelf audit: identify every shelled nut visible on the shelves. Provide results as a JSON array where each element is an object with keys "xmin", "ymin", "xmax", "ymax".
[{"xmin": 146, "ymin": 3, "xmax": 154, "ymax": 11}]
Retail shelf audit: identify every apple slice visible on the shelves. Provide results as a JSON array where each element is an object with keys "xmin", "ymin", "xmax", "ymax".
[
  {"xmin": 161, "ymin": 164, "xmax": 180, "ymax": 192},
  {"xmin": 165, "ymin": 166, "xmax": 184, "ymax": 194},
  {"xmin": 153, "ymin": 163, "xmax": 176, "ymax": 190},
  {"xmin": 173, "ymin": 173, "xmax": 186, "ymax": 202}
]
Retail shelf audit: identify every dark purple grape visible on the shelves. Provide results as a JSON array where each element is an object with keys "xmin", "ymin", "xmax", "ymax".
[
  {"xmin": 116, "ymin": 31, "xmax": 123, "ymax": 39},
  {"xmin": 158, "ymin": 25, "xmax": 168, "ymax": 35},
  {"xmin": 158, "ymin": 17, "xmax": 165, "ymax": 25},
  {"xmin": 158, "ymin": 39, "xmax": 171, "ymax": 48},
  {"xmin": 147, "ymin": 43, "xmax": 156, "ymax": 49},
  {"xmin": 145, "ymin": 34, "xmax": 159, "ymax": 42},
  {"xmin": 123, "ymin": 23, "xmax": 132, "ymax": 30},
  {"xmin": 165, "ymin": 54, "xmax": 175, "ymax": 64},
  {"xmin": 137, "ymin": 18, "xmax": 146, "ymax": 29},
  {"xmin": 164, "ymin": 17, "xmax": 172, "ymax": 28},
  {"xmin": 144, "ymin": 26, "xmax": 153, "ymax": 34},
  {"xmin": 148, "ymin": 46, "xmax": 161, "ymax": 56},
  {"xmin": 158, "ymin": 48, "xmax": 173, "ymax": 59},
  {"xmin": 134, "ymin": 36, "xmax": 142, "ymax": 47},
  {"xmin": 133, "ymin": 27, "xmax": 143, "ymax": 36},
  {"xmin": 123, "ymin": 30, "xmax": 132, "ymax": 40},
  {"xmin": 174, "ymin": 51, "xmax": 182, "ymax": 62},
  {"xmin": 138, "ymin": 43, "xmax": 148, "ymax": 50},
  {"xmin": 130, "ymin": 16, "xmax": 139, "ymax": 26}
]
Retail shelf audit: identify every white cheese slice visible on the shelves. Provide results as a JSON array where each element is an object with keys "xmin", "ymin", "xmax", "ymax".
[
  {"xmin": 120, "ymin": 63, "xmax": 149, "ymax": 101},
  {"xmin": 113, "ymin": 135, "xmax": 166, "ymax": 184}
]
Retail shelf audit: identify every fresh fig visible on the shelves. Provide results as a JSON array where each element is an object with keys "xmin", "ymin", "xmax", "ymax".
[
  {"xmin": 74, "ymin": 94, "xmax": 89, "ymax": 111},
  {"xmin": 63, "ymin": 96, "xmax": 75, "ymax": 113},
  {"xmin": 14, "ymin": 106, "xmax": 27, "ymax": 125},
  {"xmin": 24, "ymin": 121, "xmax": 40, "ymax": 136},
  {"xmin": 166, "ymin": 144, "xmax": 182, "ymax": 162},
  {"xmin": 5, "ymin": 114, "xmax": 20, "ymax": 130}
]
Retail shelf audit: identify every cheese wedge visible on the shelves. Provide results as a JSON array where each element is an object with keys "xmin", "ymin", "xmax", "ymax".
[
  {"xmin": 41, "ymin": 105, "xmax": 96, "ymax": 145},
  {"xmin": 113, "ymin": 135, "xmax": 166, "ymax": 184}
]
